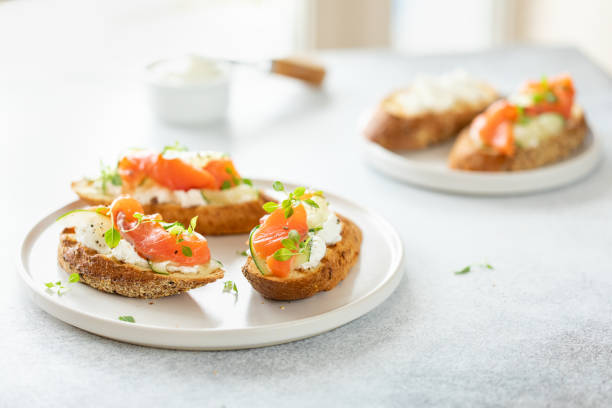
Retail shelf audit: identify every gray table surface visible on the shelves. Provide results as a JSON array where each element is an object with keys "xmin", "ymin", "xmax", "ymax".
[{"xmin": 2, "ymin": 46, "xmax": 612, "ymax": 407}]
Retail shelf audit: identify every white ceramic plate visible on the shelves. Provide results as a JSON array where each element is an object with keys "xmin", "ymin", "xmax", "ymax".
[
  {"xmin": 17, "ymin": 179, "xmax": 403, "ymax": 350},
  {"xmin": 362, "ymin": 131, "xmax": 602, "ymax": 196}
]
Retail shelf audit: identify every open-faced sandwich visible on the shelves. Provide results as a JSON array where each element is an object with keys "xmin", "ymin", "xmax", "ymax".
[
  {"xmin": 242, "ymin": 182, "xmax": 362, "ymax": 301},
  {"xmin": 57, "ymin": 196, "xmax": 224, "ymax": 298},
  {"xmin": 71, "ymin": 144, "xmax": 267, "ymax": 235},
  {"xmin": 448, "ymin": 74, "xmax": 588, "ymax": 171},
  {"xmin": 364, "ymin": 71, "xmax": 498, "ymax": 150}
]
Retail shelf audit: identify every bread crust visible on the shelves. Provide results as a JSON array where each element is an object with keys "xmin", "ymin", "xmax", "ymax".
[
  {"xmin": 57, "ymin": 228, "xmax": 223, "ymax": 298},
  {"xmin": 448, "ymin": 109, "xmax": 589, "ymax": 171},
  {"xmin": 364, "ymin": 87, "xmax": 498, "ymax": 151},
  {"xmin": 71, "ymin": 180, "xmax": 269, "ymax": 235},
  {"xmin": 241, "ymin": 215, "xmax": 362, "ymax": 301}
]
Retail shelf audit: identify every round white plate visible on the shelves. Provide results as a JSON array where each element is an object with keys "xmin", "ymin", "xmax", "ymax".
[
  {"xmin": 17, "ymin": 179, "xmax": 403, "ymax": 350},
  {"xmin": 362, "ymin": 132, "xmax": 603, "ymax": 195}
]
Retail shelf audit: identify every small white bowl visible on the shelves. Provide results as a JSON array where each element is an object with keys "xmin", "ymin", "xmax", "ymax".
[{"xmin": 145, "ymin": 56, "xmax": 230, "ymax": 125}]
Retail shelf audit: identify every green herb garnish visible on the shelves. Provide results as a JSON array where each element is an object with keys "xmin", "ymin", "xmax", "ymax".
[
  {"xmin": 223, "ymin": 280, "xmax": 238, "ymax": 294},
  {"xmin": 454, "ymin": 263, "xmax": 495, "ymax": 275},
  {"xmin": 262, "ymin": 182, "xmax": 324, "ymax": 218},
  {"xmin": 220, "ymin": 180, "xmax": 231, "ymax": 190},
  {"xmin": 200, "ymin": 190, "xmax": 209, "ymax": 203},
  {"xmin": 104, "ymin": 227, "xmax": 120, "ymax": 249},
  {"xmin": 237, "ymin": 250, "xmax": 248, "ymax": 256},
  {"xmin": 44, "ymin": 273, "xmax": 80, "ymax": 296},
  {"xmin": 516, "ymin": 105, "xmax": 529, "ymax": 125},
  {"xmin": 455, "ymin": 266, "xmax": 471, "ymax": 275},
  {"xmin": 161, "ymin": 141, "xmax": 188, "ymax": 155},
  {"xmin": 181, "ymin": 245, "xmax": 193, "ymax": 257},
  {"xmin": 271, "ymin": 229, "xmax": 311, "ymax": 262},
  {"xmin": 263, "ymin": 202, "xmax": 279, "ymax": 213},
  {"xmin": 118, "ymin": 316, "xmax": 135, "ymax": 323},
  {"xmin": 99, "ymin": 161, "xmax": 122, "ymax": 195}
]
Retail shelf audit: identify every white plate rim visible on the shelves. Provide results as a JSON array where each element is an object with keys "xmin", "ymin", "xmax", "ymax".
[
  {"xmin": 359, "ymin": 107, "xmax": 603, "ymax": 195},
  {"xmin": 16, "ymin": 179, "xmax": 404, "ymax": 350}
]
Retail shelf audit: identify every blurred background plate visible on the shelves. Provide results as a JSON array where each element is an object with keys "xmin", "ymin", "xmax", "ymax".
[{"xmin": 362, "ymin": 131, "xmax": 603, "ymax": 195}]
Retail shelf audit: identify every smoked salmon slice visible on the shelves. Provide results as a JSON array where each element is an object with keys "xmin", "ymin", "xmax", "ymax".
[
  {"xmin": 251, "ymin": 204, "xmax": 308, "ymax": 277},
  {"xmin": 110, "ymin": 196, "xmax": 211, "ymax": 266},
  {"xmin": 117, "ymin": 152, "xmax": 241, "ymax": 191}
]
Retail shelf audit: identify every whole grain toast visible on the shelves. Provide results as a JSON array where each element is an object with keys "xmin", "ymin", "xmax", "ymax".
[
  {"xmin": 71, "ymin": 179, "xmax": 269, "ymax": 235},
  {"xmin": 364, "ymin": 85, "xmax": 498, "ymax": 151},
  {"xmin": 242, "ymin": 215, "xmax": 362, "ymax": 301},
  {"xmin": 58, "ymin": 228, "xmax": 223, "ymax": 298},
  {"xmin": 448, "ymin": 107, "xmax": 588, "ymax": 171}
]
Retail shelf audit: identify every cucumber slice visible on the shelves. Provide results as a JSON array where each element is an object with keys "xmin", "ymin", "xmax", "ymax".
[
  {"xmin": 148, "ymin": 261, "xmax": 170, "ymax": 275},
  {"xmin": 248, "ymin": 226, "xmax": 270, "ymax": 275},
  {"xmin": 293, "ymin": 235, "xmax": 313, "ymax": 267},
  {"xmin": 200, "ymin": 190, "xmax": 209, "ymax": 204}
]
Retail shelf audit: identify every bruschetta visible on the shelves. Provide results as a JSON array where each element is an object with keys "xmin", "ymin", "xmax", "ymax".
[
  {"xmin": 71, "ymin": 145, "xmax": 267, "ymax": 235},
  {"xmin": 448, "ymin": 74, "xmax": 588, "ymax": 171},
  {"xmin": 57, "ymin": 196, "xmax": 224, "ymax": 298},
  {"xmin": 364, "ymin": 71, "xmax": 498, "ymax": 150},
  {"xmin": 242, "ymin": 182, "xmax": 362, "ymax": 300}
]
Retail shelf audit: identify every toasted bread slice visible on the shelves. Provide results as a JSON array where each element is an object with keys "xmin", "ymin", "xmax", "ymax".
[
  {"xmin": 71, "ymin": 179, "xmax": 268, "ymax": 235},
  {"xmin": 364, "ymin": 82, "xmax": 498, "ymax": 151},
  {"xmin": 448, "ymin": 107, "xmax": 588, "ymax": 171},
  {"xmin": 242, "ymin": 215, "xmax": 362, "ymax": 301},
  {"xmin": 58, "ymin": 228, "xmax": 223, "ymax": 298}
]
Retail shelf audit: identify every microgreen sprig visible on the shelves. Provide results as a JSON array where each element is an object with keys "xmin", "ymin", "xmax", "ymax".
[
  {"xmin": 118, "ymin": 316, "xmax": 135, "ymax": 323},
  {"xmin": 272, "ymin": 229, "xmax": 312, "ymax": 262},
  {"xmin": 531, "ymin": 75, "xmax": 558, "ymax": 105},
  {"xmin": 263, "ymin": 181, "xmax": 323, "ymax": 218},
  {"xmin": 99, "ymin": 161, "xmax": 122, "ymax": 195},
  {"xmin": 131, "ymin": 213, "xmax": 199, "ymax": 257},
  {"xmin": 161, "ymin": 141, "xmax": 188, "ymax": 155},
  {"xmin": 516, "ymin": 105, "xmax": 529, "ymax": 125},
  {"xmin": 220, "ymin": 166, "xmax": 252, "ymax": 190},
  {"xmin": 223, "ymin": 280, "xmax": 238, "ymax": 295},
  {"xmin": 454, "ymin": 262, "xmax": 494, "ymax": 275},
  {"xmin": 45, "ymin": 273, "xmax": 80, "ymax": 296}
]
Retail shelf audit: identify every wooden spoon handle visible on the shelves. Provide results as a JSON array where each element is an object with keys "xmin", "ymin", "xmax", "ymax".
[{"xmin": 271, "ymin": 57, "xmax": 326, "ymax": 86}]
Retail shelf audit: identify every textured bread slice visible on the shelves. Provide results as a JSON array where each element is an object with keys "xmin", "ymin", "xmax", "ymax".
[
  {"xmin": 58, "ymin": 228, "xmax": 223, "ymax": 298},
  {"xmin": 242, "ymin": 215, "xmax": 362, "ymax": 301},
  {"xmin": 448, "ymin": 107, "xmax": 588, "ymax": 171},
  {"xmin": 364, "ymin": 86, "xmax": 498, "ymax": 151},
  {"xmin": 71, "ymin": 180, "xmax": 269, "ymax": 235}
]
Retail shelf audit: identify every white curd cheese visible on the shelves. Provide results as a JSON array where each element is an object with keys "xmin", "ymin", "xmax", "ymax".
[
  {"xmin": 110, "ymin": 239, "xmax": 149, "ymax": 269},
  {"xmin": 148, "ymin": 55, "xmax": 222, "ymax": 86},
  {"xmin": 316, "ymin": 214, "xmax": 343, "ymax": 245},
  {"xmin": 130, "ymin": 183, "xmax": 257, "ymax": 207},
  {"xmin": 72, "ymin": 212, "xmax": 112, "ymax": 255},
  {"xmin": 131, "ymin": 185, "xmax": 177, "ymax": 206},
  {"xmin": 385, "ymin": 70, "xmax": 495, "ymax": 116},
  {"xmin": 298, "ymin": 235, "xmax": 326, "ymax": 270},
  {"xmin": 150, "ymin": 259, "xmax": 221, "ymax": 275},
  {"xmin": 296, "ymin": 193, "xmax": 344, "ymax": 270},
  {"xmin": 304, "ymin": 196, "xmax": 330, "ymax": 229},
  {"xmin": 513, "ymin": 113, "xmax": 565, "ymax": 149},
  {"xmin": 69, "ymin": 211, "xmax": 149, "ymax": 267},
  {"xmin": 174, "ymin": 189, "xmax": 208, "ymax": 207}
]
